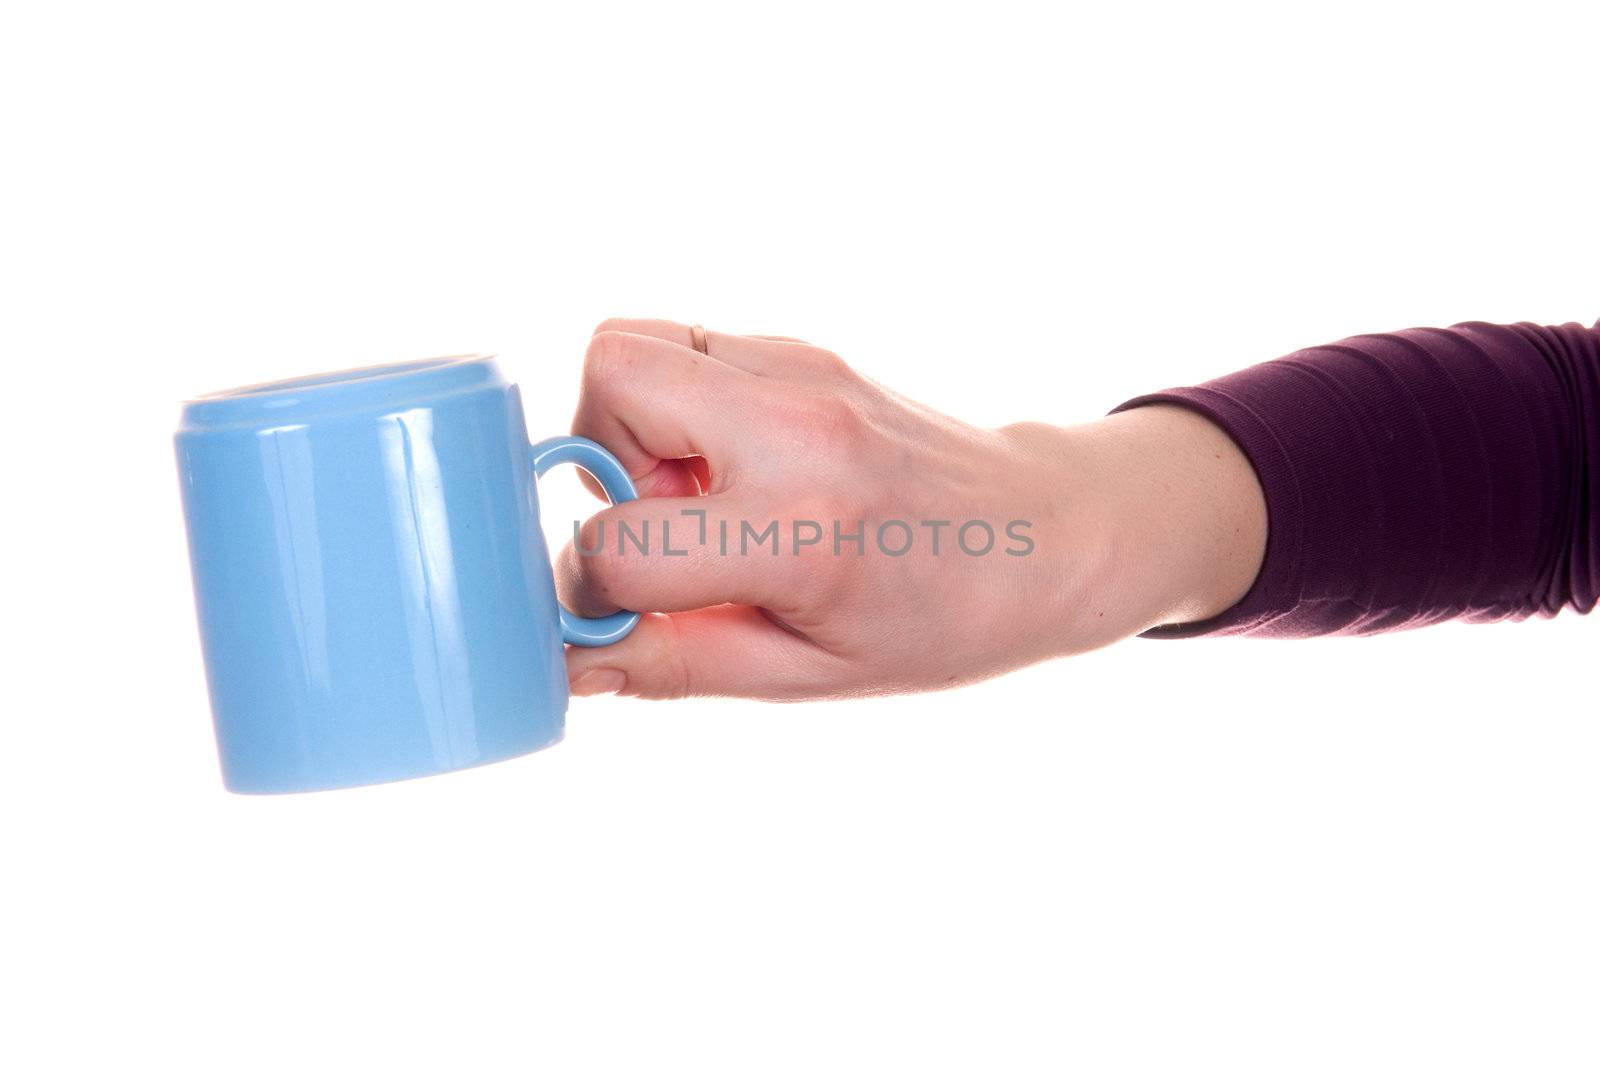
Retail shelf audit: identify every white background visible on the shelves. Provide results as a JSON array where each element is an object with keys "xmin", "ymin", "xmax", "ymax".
[{"xmin": 3, "ymin": 2, "xmax": 1597, "ymax": 1063}]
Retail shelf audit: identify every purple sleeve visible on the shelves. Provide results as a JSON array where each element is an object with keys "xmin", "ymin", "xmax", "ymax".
[{"xmin": 1113, "ymin": 320, "xmax": 1600, "ymax": 637}]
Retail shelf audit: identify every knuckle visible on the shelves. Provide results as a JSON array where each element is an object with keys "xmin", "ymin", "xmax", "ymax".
[
  {"xmin": 788, "ymin": 389, "xmax": 868, "ymax": 448},
  {"xmin": 798, "ymin": 388, "xmax": 848, "ymax": 428},
  {"xmin": 805, "ymin": 346, "xmax": 852, "ymax": 378},
  {"xmin": 780, "ymin": 493, "xmax": 865, "ymax": 594},
  {"xmin": 570, "ymin": 516, "xmax": 627, "ymax": 594},
  {"xmin": 639, "ymin": 615, "xmax": 693, "ymax": 700},
  {"xmin": 582, "ymin": 331, "xmax": 634, "ymax": 390}
]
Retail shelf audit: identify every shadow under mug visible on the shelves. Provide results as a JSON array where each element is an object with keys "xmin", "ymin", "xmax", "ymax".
[{"xmin": 176, "ymin": 354, "xmax": 638, "ymax": 793}]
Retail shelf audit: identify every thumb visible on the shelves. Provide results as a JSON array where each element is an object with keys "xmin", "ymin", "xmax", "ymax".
[{"xmin": 565, "ymin": 606, "xmax": 849, "ymax": 701}]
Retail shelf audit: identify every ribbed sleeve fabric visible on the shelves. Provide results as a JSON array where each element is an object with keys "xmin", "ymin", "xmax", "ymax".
[{"xmin": 1113, "ymin": 320, "xmax": 1599, "ymax": 637}]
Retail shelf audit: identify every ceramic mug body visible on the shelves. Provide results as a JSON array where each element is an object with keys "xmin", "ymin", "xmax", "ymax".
[{"xmin": 176, "ymin": 356, "xmax": 637, "ymax": 793}]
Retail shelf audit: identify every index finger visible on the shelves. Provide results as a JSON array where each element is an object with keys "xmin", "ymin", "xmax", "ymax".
[{"xmin": 574, "ymin": 330, "xmax": 757, "ymax": 493}]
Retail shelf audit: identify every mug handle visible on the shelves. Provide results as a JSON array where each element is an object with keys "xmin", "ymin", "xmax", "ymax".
[{"xmin": 531, "ymin": 435, "xmax": 642, "ymax": 648}]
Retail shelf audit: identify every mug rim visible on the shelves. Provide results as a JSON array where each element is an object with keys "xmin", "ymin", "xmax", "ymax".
[
  {"xmin": 189, "ymin": 353, "xmax": 495, "ymax": 403},
  {"xmin": 178, "ymin": 353, "xmax": 506, "ymax": 433}
]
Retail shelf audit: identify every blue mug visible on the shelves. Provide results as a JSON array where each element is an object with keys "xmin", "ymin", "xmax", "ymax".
[{"xmin": 175, "ymin": 355, "xmax": 639, "ymax": 793}]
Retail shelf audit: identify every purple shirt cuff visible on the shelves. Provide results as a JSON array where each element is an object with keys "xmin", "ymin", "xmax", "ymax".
[{"xmin": 1111, "ymin": 321, "xmax": 1600, "ymax": 637}]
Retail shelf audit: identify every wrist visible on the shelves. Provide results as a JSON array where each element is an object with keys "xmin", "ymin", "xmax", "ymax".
[
  {"xmin": 1090, "ymin": 404, "xmax": 1267, "ymax": 631},
  {"xmin": 1004, "ymin": 407, "xmax": 1266, "ymax": 650}
]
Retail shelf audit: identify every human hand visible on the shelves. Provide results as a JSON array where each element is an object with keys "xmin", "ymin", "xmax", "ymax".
[{"xmin": 559, "ymin": 319, "xmax": 1267, "ymax": 700}]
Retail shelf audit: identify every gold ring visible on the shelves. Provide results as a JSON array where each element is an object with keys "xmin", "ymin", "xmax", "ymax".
[{"xmin": 690, "ymin": 324, "xmax": 709, "ymax": 355}]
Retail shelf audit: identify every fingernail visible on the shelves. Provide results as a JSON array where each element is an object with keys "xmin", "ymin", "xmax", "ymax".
[{"xmin": 570, "ymin": 668, "xmax": 626, "ymax": 696}]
